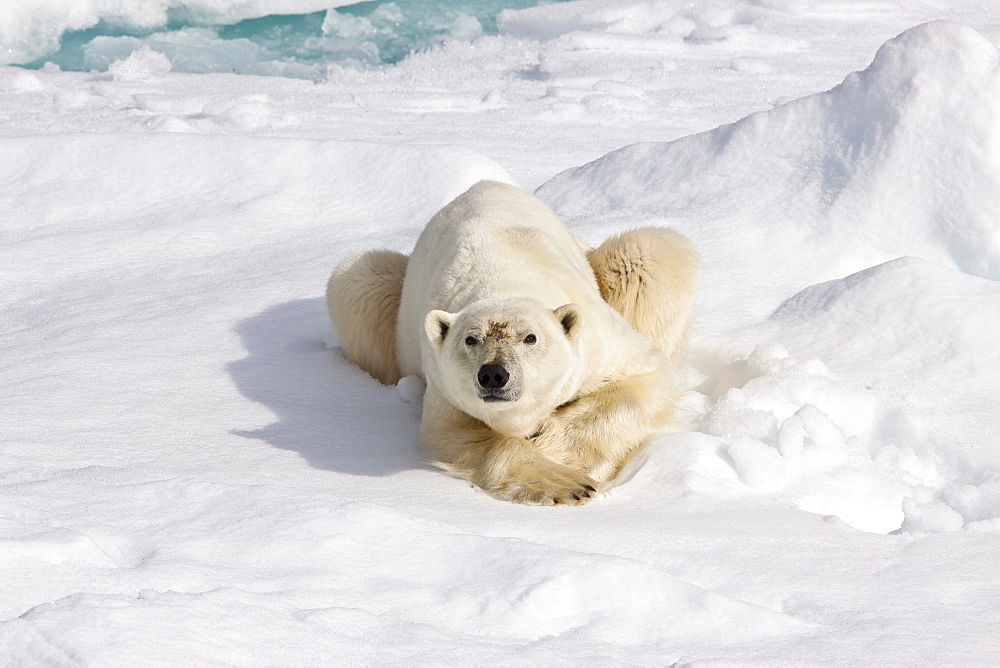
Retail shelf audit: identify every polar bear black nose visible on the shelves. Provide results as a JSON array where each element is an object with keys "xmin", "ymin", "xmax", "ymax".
[{"xmin": 478, "ymin": 364, "xmax": 509, "ymax": 389}]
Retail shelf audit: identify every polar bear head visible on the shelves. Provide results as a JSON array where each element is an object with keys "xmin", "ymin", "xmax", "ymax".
[{"xmin": 423, "ymin": 296, "xmax": 585, "ymax": 435}]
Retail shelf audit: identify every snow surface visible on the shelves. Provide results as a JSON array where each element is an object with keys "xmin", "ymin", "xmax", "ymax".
[{"xmin": 2, "ymin": 0, "xmax": 1000, "ymax": 664}]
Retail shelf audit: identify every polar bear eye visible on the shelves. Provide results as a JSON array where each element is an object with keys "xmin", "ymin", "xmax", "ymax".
[
  {"xmin": 524, "ymin": 334, "xmax": 537, "ymax": 345},
  {"xmin": 465, "ymin": 336, "xmax": 478, "ymax": 346}
]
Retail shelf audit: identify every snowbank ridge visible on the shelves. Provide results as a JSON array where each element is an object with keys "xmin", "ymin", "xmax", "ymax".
[
  {"xmin": 539, "ymin": 21, "xmax": 1000, "ymax": 536},
  {"xmin": 538, "ymin": 21, "xmax": 1000, "ymax": 282}
]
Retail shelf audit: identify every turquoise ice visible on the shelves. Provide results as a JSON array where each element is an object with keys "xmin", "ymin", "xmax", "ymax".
[{"xmin": 22, "ymin": 0, "xmax": 569, "ymax": 77}]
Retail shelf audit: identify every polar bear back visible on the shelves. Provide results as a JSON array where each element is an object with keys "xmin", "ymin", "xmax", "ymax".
[{"xmin": 396, "ymin": 181, "xmax": 604, "ymax": 378}]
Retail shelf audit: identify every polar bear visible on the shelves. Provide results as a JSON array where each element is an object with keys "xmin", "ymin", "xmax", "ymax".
[{"xmin": 327, "ymin": 180, "xmax": 698, "ymax": 505}]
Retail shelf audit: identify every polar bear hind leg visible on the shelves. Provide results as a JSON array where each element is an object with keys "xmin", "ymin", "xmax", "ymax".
[
  {"xmin": 326, "ymin": 249, "xmax": 408, "ymax": 385},
  {"xmin": 588, "ymin": 227, "xmax": 700, "ymax": 362}
]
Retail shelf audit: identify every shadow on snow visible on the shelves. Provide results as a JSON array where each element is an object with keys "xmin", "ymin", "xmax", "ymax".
[{"xmin": 227, "ymin": 298, "xmax": 425, "ymax": 477}]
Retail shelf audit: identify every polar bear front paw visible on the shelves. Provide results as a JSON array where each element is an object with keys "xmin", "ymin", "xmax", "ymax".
[{"xmin": 489, "ymin": 462, "xmax": 599, "ymax": 506}]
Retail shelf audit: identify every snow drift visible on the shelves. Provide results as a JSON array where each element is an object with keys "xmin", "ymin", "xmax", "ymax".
[
  {"xmin": 539, "ymin": 21, "xmax": 1000, "ymax": 302},
  {"xmin": 539, "ymin": 21, "xmax": 1000, "ymax": 535},
  {"xmin": 687, "ymin": 257, "xmax": 1000, "ymax": 534}
]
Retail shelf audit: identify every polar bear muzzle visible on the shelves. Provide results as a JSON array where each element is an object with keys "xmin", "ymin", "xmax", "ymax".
[{"xmin": 478, "ymin": 363, "xmax": 517, "ymax": 402}]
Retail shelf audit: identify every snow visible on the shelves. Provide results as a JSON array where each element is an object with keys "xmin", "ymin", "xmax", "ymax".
[{"xmin": 2, "ymin": 0, "xmax": 1000, "ymax": 664}]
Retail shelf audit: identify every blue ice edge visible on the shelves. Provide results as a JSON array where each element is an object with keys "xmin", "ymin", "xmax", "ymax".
[{"xmin": 24, "ymin": 0, "xmax": 570, "ymax": 77}]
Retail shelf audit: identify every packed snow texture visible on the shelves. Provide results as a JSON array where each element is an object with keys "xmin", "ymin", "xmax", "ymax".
[{"xmin": 2, "ymin": 0, "xmax": 1000, "ymax": 664}]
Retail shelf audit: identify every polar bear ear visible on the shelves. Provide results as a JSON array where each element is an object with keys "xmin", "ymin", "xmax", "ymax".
[
  {"xmin": 553, "ymin": 304, "xmax": 584, "ymax": 341},
  {"xmin": 424, "ymin": 310, "xmax": 456, "ymax": 350}
]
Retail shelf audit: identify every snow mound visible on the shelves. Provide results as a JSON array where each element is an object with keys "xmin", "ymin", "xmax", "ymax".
[
  {"xmin": 107, "ymin": 45, "xmax": 172, "ymax": 81},
  {"xmin": 0, "ymin": 67, "xmax": 44, "ymax": 92},
  {"xmin": 532, "ymin": 21, "xmax": 1000, "ymax": 533},
  {"xmin": 675, "ymin": 257, "xmax": 1000, "ymax": 534},
  {"xmin": 538, "ymin": 21, "xmax": 1000, "ymax": 290},
  {"xmin": 767, "ymin": 258, "xmax": 1000, "ymax": 532},
  {"xmin": 0, "ymin": 133, "xmax": 511, "ymax": 254}
]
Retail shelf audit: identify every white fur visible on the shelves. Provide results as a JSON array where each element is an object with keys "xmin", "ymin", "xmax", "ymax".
[
  {"xmin": 394, "ymin": 180, "xmax": 691, "ymax": 504},
  {"xmin": 327, "ymin": 181, "xmax": 699, "ymax": 505},
  {"xmin": 327, "ymin": 249, "xmax": 407, "ymax": 385},
  {"xmin": 588, "ymin": 227, "xmax": 700, "ymax": 363}
]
